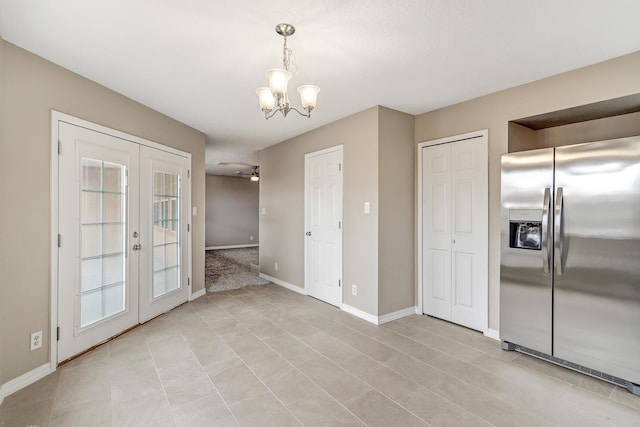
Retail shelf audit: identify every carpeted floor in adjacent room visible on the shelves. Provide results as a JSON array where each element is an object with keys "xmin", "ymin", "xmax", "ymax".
[{"xmin": 205, "ymin": 247, "xmax": 270, "ymax": 293}]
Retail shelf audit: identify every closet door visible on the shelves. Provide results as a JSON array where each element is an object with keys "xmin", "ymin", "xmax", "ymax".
[
  {"xmin": 421, "ymin": 137, "xmax": 488, "ymax": 331},
  {"xmin": 449, "ymin": 139, "xmax": 488, "ymax": 330},
  {"xmin": 422, "ymin": 143, "xmax": 453, "ymax": 320}
]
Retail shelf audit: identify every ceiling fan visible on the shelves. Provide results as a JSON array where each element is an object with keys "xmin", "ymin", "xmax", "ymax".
[{"xmin": 216, "ymin": 162, "xmax": 259, "ymax": 180}]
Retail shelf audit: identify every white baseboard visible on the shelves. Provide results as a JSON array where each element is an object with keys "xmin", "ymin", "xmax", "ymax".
[
  {"xmin": 378, "ymin": 307, "xmax": 417, "ymax": 325},
  {"xmin": 206, "ymin": 244, "xmax": 259, "ymax": 250},
  {"xmin": 0, "ymin": 363, "xmax": 53, "ymax": 404},
  {"xmin": 341, "ymin": 304, "xmax": 380, "ymax": 325},
  {"xmin": 259, "ymin": 273, "xmax": 307, "ymax": 295},
  {"xmin": 190, "ymin": 288, "xmax": 206, "ymax": 301},
  {"xmin": 415, "ymin": 306, "xmax": 422, "ymax": 315},
  {"xmin": 484, "ymin": 328, "xmax": 500, "ymax": 341},
  {"xmin": 340, "ymin": 305, "xmax": 416, "ymax": 326}
]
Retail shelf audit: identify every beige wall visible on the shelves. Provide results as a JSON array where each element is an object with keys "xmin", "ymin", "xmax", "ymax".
[
  {"xmin": 205, "ymin": 175, "xmax": 259, "ymax": 247},
  {"xmin": 415, "ymin": 50, "xmax": 640, "ymax": 332},
  {"xmin": 0, "ymin": 40, "xmax": 206, "ymax": 384},
  {"xmin": 260, "ymin": 107, "xmax": 380, "ymax": 314},
  {"xmin": 0, "ymin": 37, "xmax": 6, "ymax": 388},
  {"xmin": 378, "ymin": 107, "xmax": 416, "ymax": 315},
  {"xmin": 259, "ymin": 106, "xmax": 415, "ymax": 316}
]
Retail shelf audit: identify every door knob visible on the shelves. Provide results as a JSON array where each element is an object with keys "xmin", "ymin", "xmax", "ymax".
[
  {"xmin": 306, "ymin": 231, "xmax": 312, "ymax": 236},
  {"xmin": 451, "ymin": 239, "xmax": 456, "ymax": 244},
  {"xmin": 132, "ymin": 244, "xmax": 142, "ymax": 251}
]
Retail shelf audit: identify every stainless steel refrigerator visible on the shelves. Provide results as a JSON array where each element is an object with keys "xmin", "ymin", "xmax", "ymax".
[{"xmin": 500, "ymin": 136, "xmax": 640, "ymax": 395}]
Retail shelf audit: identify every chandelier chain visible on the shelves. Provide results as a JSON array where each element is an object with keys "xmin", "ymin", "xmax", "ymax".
[{"xmin": 282, "ymin": 37, "xmax": 293, "ymax": 72}]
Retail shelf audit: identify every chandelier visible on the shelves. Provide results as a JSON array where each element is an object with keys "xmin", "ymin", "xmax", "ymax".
[{"xmin": 255, "ymin": 23, "xmax": 320, "ymax": 119}]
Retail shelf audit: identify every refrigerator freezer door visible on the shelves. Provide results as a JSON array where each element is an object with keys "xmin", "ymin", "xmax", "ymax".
[
  {"xmin": 500, "ymin": 148, "xmax": 554, "ymax": 354},
  {"xmin": 554, "ymin": 137, "xmax": 640, "ymax": 384}
]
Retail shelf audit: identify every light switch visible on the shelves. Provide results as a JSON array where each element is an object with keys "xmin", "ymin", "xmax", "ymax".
[
  {"xmin": 364, "ymin": 202, "xmax": 370, "ymax": 214},
  {"xmin": 192, "ymin": 206, "xmax": 197, "ymax": 216},
  {"xmin": 261, "ymin": 207, "xmax": 266, "ymax": 215}
]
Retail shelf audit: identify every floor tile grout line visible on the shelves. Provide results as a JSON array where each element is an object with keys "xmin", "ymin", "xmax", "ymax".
[
  {"xmin": 215, "ymin": 291, "xmax": 375, "ymax": 426},
  {"xmin": 15, "ymin": 283, "xmax": 638, "ymax": 426},
  {"xmin": 143, "ymin": 322, "xmax": 180, "ymax": 427},
  {"xmin": 196, "ymin": 293, "xmax": 305, "ymax": 425},
  {"xmin": 331, "ymin": 315, "xmax": 560, "ymax": 404},
  {"xmin": 188, "ymin": 299, "xmax": 249, "ymax": 426},
  {"xmin": 157, "ymin": 293, "xmax": 550, "ymax": 426},
  {"xmin": 482, "ymin": 349, "xmax": 628, "ymax": 408},
  {"xmin": 235, "ymin": 293, "xmax": 437, "ymax": 426},
  {"xmin": 308, "ymin": 328, "xmax": 496, "ymax": 426},
  {"xmin": 344, "ymin": 322, "xmax": 551, "ymax": 425},
  {"xmin": 301, "ymin": 310, "xmax": 546, "ymax": 426},
  {"xmin": 235, "ymin": 292, "xmax": 444, "ymax": 426},
  {"xmin": 380, "ymin": 317, "xmax": 508, "ymax": 361}
]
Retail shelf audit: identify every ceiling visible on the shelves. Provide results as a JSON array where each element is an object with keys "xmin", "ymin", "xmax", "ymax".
[{"xmin": 1, "ymin": 1, "xmax": 639, "ymax": 176}]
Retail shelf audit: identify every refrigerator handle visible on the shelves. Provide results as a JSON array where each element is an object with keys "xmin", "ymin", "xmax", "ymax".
[
  {"xmin": 542, "ymin": 187, "xmax": 551, "ymax": 274},
  {"xmin": 555, "ymin": 187, "xmax": 564, "ymax": 275}
]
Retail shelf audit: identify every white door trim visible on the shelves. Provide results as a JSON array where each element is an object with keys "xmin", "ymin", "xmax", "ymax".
[
  {"xmin": 417, "ymin": 129, "xmax": 489, "ymax": 333},
  {"xmin": 304, "ymin": 144, "xmax": 343, "ymax": 306},
  {"xmin": 50, "ymin": 110, "xmax": 192, "ymax": 367}
]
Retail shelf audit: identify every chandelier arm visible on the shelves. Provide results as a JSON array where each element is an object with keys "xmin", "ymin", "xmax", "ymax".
[
  {"xmin": 288, "ymin": 106, "xmax": 311, "ymax": 118},
  {"xmin": 264, "ymin": 108, "xmax": 281, "ymax": 120}
]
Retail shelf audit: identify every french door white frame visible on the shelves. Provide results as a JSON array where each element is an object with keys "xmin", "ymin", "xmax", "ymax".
[
  {"xmin": 49, "ymin": 110, "xmax": 192, "ymax": 368},
  {"xmin": 416, "ymin": 129, "xmax": 489, "ymax": 335}
]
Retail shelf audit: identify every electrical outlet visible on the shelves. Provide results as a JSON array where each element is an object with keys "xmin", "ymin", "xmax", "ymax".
[
  {"xmin": 352, "ymin": 284, "xmax": 357, "ymax": 296},
  {"xmin": 275, "ymin": 262, "xmax": 279, "ymax": 271},
  {"xmin": 30, "ymin": 330, "xmax": 43, "ymax": 351}
]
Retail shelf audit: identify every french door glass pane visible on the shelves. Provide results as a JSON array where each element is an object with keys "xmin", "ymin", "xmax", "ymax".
[
  {"xmin": 80, "ymin": 158, "xmax": 126, "ymax": 327},
  {"xmin": 152, "ymin": 171, "xmax": 180, "ymax": 298}
]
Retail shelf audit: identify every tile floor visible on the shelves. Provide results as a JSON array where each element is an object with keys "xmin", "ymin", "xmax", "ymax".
[{"xmin": 1, "ymin": 284, "xmax": 639, "ymax": 426}]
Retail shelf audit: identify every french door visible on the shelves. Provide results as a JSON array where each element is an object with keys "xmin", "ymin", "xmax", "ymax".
[{"xmin": 57, "ymin": 122, "xmax": 189, "ymax": 361}]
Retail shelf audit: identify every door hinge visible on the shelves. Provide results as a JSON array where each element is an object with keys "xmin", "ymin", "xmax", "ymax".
[
  {"xmin": 338, "ymin": 221, "xmax": 341, "ymax": 229},
  {"xmin": 338, "ymin": 163, "xmax": 342, "ymax": 172},
  {"xmin": 125, "ymin": 170, "xmax": 128, "ymax": 186},
  {"xmin": 338, "ymin": 279, "xmax": 341, "ymax": 287},
  {"xmin": 58, "ymin": 140, "xmax": 62, "ymax": 155},
  {"xmin": 58, "ymin": 234, "xmax": 61, "ymax": 248},
  {"xmin": 188, "ymin": 277, "xmax": 191, "ymax": 287},
  {"xmin": 187, "ymin": 224, "xmax": 190, "ymax": 232},
  {"xmin": 188, "ymin": 169, "xmax": 190, "ymax": 178},
  {"xmin": 56, "ymin": 327, "xmax": 60, "ymax": 341}
]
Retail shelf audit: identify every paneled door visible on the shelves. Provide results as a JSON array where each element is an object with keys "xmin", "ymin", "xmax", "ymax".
[
  {"xmin": 421, "ymin": 135, "xmax": 488, "ymax": 331},
  {"xmin": 58, "ymin": 122, "xmax": 189, "ymax": 361},
  {"xmin": 305, "ymin": 146, "xmax": 343, "ymax": 307}
]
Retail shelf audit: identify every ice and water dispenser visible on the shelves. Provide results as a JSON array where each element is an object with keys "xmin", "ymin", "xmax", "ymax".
[{"xmin": 508, "ymin": 209, "xmax": 542, "ymax": 250}]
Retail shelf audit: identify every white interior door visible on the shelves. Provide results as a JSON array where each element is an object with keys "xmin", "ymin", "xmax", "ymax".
[
  {"xmin": 422, "ymin": 144, "xmax": 453, "ymax": 320},
  {"xmin": 138, "ymin": 146, "xmax": 190, "ymax": 322},
  {"xmin": 422, "ymin": 136, "xmax": 488, "ymax": 331},
  {"xmin": 58, "ymin": 123, "xmax": 140, "ymax": 361},
  {"xmin": 58, "ymin": 121, "xmax": 190, "ymax": 361},
  {"xmin": 305, "ymin": 146, "xmax": 343, "ymax": 307}
]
